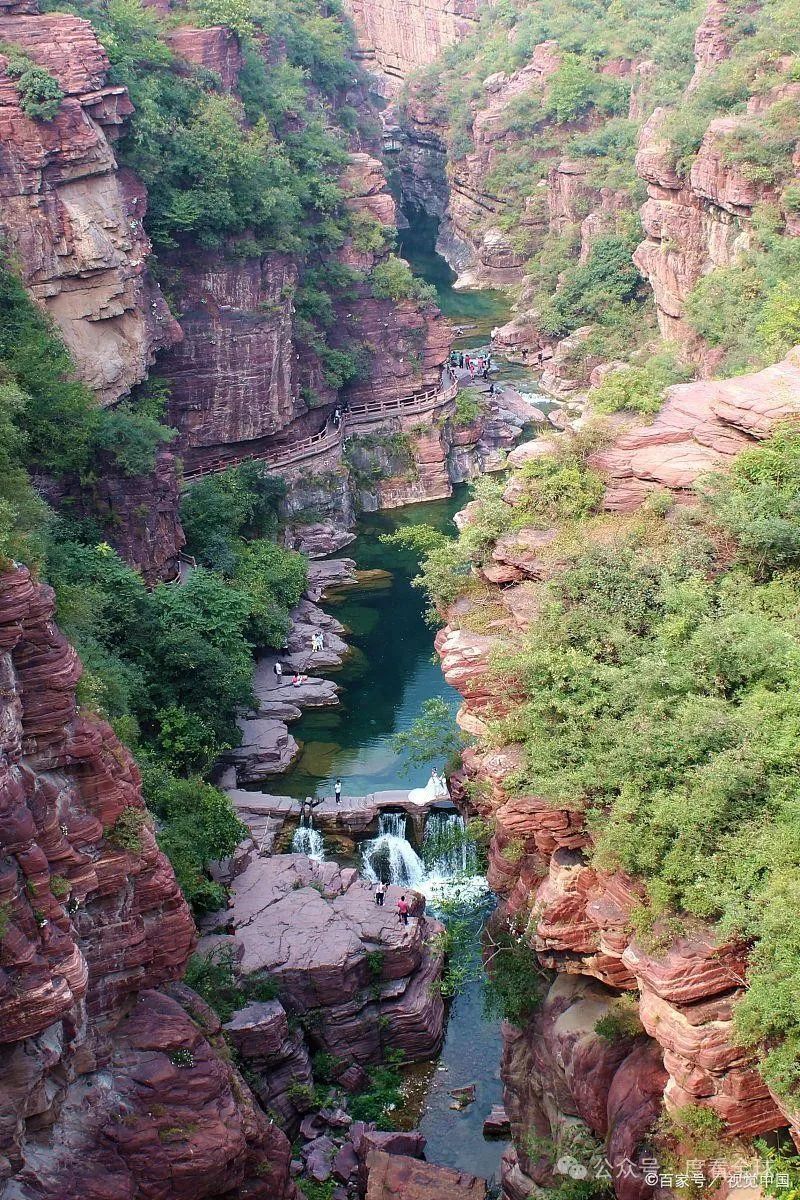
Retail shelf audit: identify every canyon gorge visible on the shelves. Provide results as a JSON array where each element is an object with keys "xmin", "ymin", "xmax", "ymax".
[{"xmin": 2, "ymin": 0, "xmax": 800, "ymax": 1198}]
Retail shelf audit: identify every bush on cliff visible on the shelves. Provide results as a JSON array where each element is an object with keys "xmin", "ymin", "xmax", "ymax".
[
  {"xmin": 0, "ymin": 264, "xmax": 175, "ymax": 482},
  {"xmin": 371, "ymin": 255, "xmax": 437, "ymax": 305},
  {"xmin": 590, "ymin": 352, "xmax": 693, "ymax": 416},
  {"xmin": 49, "ymin": 0, "xmax": 353, "ymax": 255},
  {"xmin": 0, "ymin": 44, "xmax": 65, "ymax": 120},
  {"xmin": 477, "ymin": 427, "xmax": 800, "ymax": 1097},
  {"xmin": 685, "ymin": 221, "xmax": 800, "ymax": 375}
]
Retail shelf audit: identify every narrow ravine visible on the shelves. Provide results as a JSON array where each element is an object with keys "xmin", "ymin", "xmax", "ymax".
[{"xmin": 265, "ymin": 491, "xmax": 511, "ymax": 1181}]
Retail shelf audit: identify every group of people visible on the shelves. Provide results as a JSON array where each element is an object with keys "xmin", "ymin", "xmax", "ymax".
[
  {"xmin": 273, "ymin": 661, "xmax": 310, "ymax": 688},
  {"xmin": 310, "ymin": 631, "xmax": 324, "ymax": 653},
  {"xmin": 450, "ymin": 350, "xmax": 492, "ymax": 381},
  {"xmin": 373, "ymin": 880, "xmax": 411, "ymax": 925}
]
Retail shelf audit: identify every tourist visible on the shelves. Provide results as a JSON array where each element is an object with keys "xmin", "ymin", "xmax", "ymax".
[
  {"xmin": 334, "ymin": 778, "xmax": 342, "ymax": 805},
  {"xmin": 273, "ymin": 661, "xmax": 283, "ymax": 683},
  {"xmin": 397, "ymin": 895, "xmax": 410, "ymax": 926},
  {"xmin": 375, "ymin": 880, "xmax": 386, "ymax": 907}
]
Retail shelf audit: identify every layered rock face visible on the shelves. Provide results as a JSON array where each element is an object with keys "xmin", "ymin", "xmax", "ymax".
[
  {"xmin": 162, "ymin": 253, "xmax": 304, "ymax": 476},
  {"xmin": 343, "ymin": 0, "xmax": 479, "ymax": 92},
  {"xmin": 632, "ymin": 3, "xmax": 800, "ymax": 354},
  {"xmin": 399, "ymin": 41, "xmax": 634, "ymax": 301},
  {"xmin": 501, "ymin": 975, "xmax": 667, "ymax": 1200},
  {"xmin": 217, "ymin": 853, "xmax": 446, "ymax": 1070},
  {"xmin": 0, "ymin": 565, "xmax": 297, "ymax": 1198},
  {"xmin": 0, "ymin": 11, "xmax": 180, "ymax": 405},
  {"xmin": 434, "ymin": 356, "xmax": 800, "ymax": 1199},
  {"xmin": 593, "ymin": 346, "xmax": 800, "ymax": 511}
]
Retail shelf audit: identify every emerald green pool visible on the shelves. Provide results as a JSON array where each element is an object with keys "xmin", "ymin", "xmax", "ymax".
[
  {"xmin": 399, "ymin": 206, "xmax": 545, "ymax": 395},
  {"xmin": 398, "ymin": 207, "xmax": 511, "ymax": 346},
  {"xmin": 275, "ymin": 490, "xmax": 467, "ymax": 800}
]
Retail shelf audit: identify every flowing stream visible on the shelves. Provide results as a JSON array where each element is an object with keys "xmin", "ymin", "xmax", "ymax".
[
  {"xmin": 361, "ymin": 810, "xmax": 488, "ymax": 907},
  {"xmin": 276, "ymin": 219, "xmax": 521, "ymax": 1182}
]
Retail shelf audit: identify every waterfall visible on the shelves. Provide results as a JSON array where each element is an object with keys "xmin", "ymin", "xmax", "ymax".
[
  {"xmin": 361, "ymin": 812, "xmax": 426, "ymax": 888},
  {"xmin": 423, "ymin": 811, "xmax": 478, "ymax": 878},
  {"xmin": 360, "ymin": 809, "xmax": 486, "ymax": 908},
  {"xmin": 292, "ymin": 819, "xmax": 325, "ymax": 861}
]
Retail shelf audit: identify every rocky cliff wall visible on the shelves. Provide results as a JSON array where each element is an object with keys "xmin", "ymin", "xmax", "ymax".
[
  {"xmin": 633, "ymin": 97, "xmax": 800, "ymax": 358},
  {"xmin": 0, "ymin": 565, "xmax": 298, "ymax": 1199},
  {"xmin": 343, "ymin": 0, "xmax": 479, "ymax": 93},
  {"xmin": 0, "ymin": 12, "xmax": 180, "ymax": 406},
  {"xmin": 435, "ymin": 353, "xmax": 800, "ymax": 1199}
]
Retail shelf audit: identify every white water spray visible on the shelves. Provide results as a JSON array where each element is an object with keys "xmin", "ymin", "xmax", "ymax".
[
  {"xmin": 292, "ymin": 819, "xmax": 325, "ymax": 861},
  {"xmin": 360, "ymin": 809, "xmax": 487, "ymax": 909}
]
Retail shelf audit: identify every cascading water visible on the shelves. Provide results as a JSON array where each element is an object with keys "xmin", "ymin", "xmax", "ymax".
[
  {"xmin": 361, "ymin": 812, "xmax": 426, "ymax": 888},
  {"xmin": 360, "ymin": 809, "xmax": 486, "ymax": 908},
  {"xmin": 423, "ymin": 811, "xmax": 478, "ymax": 878},
  {"xmin": 292, "ymin": 819, "xmax": 325, "ymax": 861}
]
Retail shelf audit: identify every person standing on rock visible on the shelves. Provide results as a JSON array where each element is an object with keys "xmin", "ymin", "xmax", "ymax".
[
  {"xmin": 375, "ymin": 880, "xmax": 386, "ymax": 907},
  {"xmin": 397, "ymin": 895, "xmax": 410, "ymax": 926},
  {"xmin": 273, "ymin": 662, "xmax": 283, "ymax": 684},
  {"xmin": 334, "ymin": 778, "xmax": 342, "ymax": 805}
]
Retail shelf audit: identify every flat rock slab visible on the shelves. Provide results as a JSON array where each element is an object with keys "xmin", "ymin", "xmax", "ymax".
[
  {"xmin": 364, "ymin": 1151, "xmax": 486, "ymax": 1200},
  {"xmin": 307, "ymin": 559, "xmax": 358, "ymax": 600},
  {"xmin": 226, "ymin": 854, "xmax": 445, "ymax": 1064},
  {"xmin": 226, "ymin": 718, "xmax": 299, "ymax": 780}
]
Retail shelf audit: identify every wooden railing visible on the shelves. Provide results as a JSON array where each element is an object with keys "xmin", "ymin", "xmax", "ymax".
[{"xmin": 181, "ymin": 378, "xmax": 458, "ymax": 482}]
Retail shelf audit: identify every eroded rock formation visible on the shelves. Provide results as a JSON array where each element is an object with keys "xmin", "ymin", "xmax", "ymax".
[
  {"xmin": 434, "ymin": 352, "xmax": 800, "ymax": 1199},
  {"xmin": 213, "ymin": 853, "xmax": 446, "ymax": 1070},
  {"xmin": 343, "ymin": 0, "xmax": 479, "ymax": 92},
  {"xmin": 0, "ymin": 11, "xmax": 180, "ymax": 405},
  {"xmin": 0, "ymin": 565, "xmax": 297, "ymax": 1198}
]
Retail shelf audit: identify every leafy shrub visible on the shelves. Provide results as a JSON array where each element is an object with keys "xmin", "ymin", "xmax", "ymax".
[
  {"xmin": 516, "ymin": 447, "xmax": 605, "ymax": 525},
  {"xmin": 392, "ymin": 696, "xmax": 464, "ymax": 770},
  {"xmin": 349, "ymin": 1049, "xmax": 406, "ymax": 1125},
  {"xmin": 483, "ymin": 924, "xmax": 545, "ymax": 1026},
  {"xmin": 590, "ymin": 353, "xmax": 693, "ymax": 416},
  {"xmin": 453, "ymin": 391, "xmax": 482, "ymax": 427},
  {"xmin": 146, "ymin": 772, "xmax": 246, "ymax": 910},
  {"xmin": 594, "ymin": 994, "xmax": 644, "ymax": 1041},
  {"xmin": 371, "ymin": 255, "xmax": 436, "ymax": 304},
  {"xmin": 1, "ymin": 45, "xmax": 64, "ymax": 120},
  {"xmin": 543, "ymin": 54, "xmax": 628, "ymax": 124},
  {"xmin": 657, "ymin": 1105, "xmax": 725, "ymax": 1159},
  {"xmin": 107, "ymin": 806, "xmax": 148, "ymax": 853},
  {"xmin": 184, "ymin": 946, "xmax": 278, "ymax": 1021}
]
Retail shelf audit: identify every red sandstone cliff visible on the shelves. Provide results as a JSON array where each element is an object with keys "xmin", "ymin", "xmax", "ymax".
[
  {"xmin": 0, "ymin": 565, "xmax": 297, "ymax": 1198},
  {"xmin": 436, "ymin": 353, "xmax": 800, "ymax": 1199},
  {"xmin": 0, "ymin": 12, "xmax": 180, "ymax": 405},
  {"xmin": 343, "ymin": 0, "xmax": 479, "ymax": 93}
]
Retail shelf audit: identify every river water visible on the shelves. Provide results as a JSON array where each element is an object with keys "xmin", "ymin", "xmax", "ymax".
[
  {"xmin": 277, "ymin": 491, "xmax": 509, "ymax": 1182},
  {"xmin": 275, "ymin": 214, "xmax": 516, "ymax": 1184}
]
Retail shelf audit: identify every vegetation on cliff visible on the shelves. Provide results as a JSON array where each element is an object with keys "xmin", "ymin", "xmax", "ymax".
[
  {"xmin": 0, "ymin": 263, "xmax": 306, "ymax": 912},
  {"xmin": 402, "ymin": 0, "xmax": 705, "ymax": 364},
  {"xmin": 411, "ymin": 424, "xmax": 800, "ymax": 1100},
  {"xmin": 402, "ymin": 0, "xmax": 800, "ymax": 385}
]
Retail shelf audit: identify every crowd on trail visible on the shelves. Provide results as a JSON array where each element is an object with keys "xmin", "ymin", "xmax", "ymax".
[{"xmin": 450, "ymin": 348, "xmax": 502, "ymax": 393}]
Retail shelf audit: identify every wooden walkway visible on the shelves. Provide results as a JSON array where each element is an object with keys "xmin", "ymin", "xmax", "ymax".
[{"xmin": 181, "ymin": 378, "xmax": 458, "ymax": 482}]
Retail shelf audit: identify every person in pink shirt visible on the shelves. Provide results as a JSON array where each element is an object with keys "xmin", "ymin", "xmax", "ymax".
[{"xmin": 397, "ymin": 895, "xmax": 410, "ymax": 926}]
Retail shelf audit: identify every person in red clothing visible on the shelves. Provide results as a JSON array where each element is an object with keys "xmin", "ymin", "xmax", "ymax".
[{"xmin": 397, "ymin": 895, "xmax": 410, "ymax": 926}]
